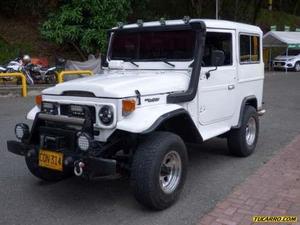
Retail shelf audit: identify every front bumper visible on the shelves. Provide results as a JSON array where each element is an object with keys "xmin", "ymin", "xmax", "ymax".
[
  {"xmin": 273, "ymin": 61, "xmax": 294, "ymax": 69},
  {"xmin": 7, "ymin": 113, "xmax": 117, "ymax": 179},
  {"xmin": 7, "ymin": 140, "xmax": 117, "ymax": 178}
]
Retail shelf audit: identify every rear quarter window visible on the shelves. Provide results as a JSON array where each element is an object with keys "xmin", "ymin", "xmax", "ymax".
[{"xmin": 240, "ymin": 34, "xmax": 260, "ymax": 64}]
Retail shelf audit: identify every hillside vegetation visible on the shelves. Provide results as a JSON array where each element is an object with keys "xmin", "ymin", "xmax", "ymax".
[{"xmin": 1, "ymin": 0, "xmax": 300, "ymax": 64}]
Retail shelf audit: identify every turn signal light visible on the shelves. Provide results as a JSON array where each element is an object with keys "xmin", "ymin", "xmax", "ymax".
[
  {"xmin": 35, "ymin": 95, "xmax": 42, "ymax": 106},
  {"xmin": 122, "ymin": 99, "xmax": 136, "ymax": 116}
]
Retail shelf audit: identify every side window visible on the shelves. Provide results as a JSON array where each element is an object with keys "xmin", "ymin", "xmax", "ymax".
[
  {"xmin": 240, "ymin": 34, "xmax": 260, "ymax": 63},
  {"xmin": 203, "ymin": 32, "xmax": 232, "ymax": 67}
]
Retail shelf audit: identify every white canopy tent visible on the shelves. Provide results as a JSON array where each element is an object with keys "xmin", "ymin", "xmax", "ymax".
[
  {"xmin": 263, "ymin": 31, "xmax": 300, "ymax": 48},
  {"xmin": 263, "ymin": 31, "xmax": 300, "ymax": 70}
]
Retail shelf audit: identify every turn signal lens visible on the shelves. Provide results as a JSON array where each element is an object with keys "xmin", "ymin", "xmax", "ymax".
[
  {"xmin": 35, "ymin": 95, "xmax": 42, "ymax": 106},
  {"xmin": 122, "ymin": 99, "xmax": 136, "ymax": 116}
]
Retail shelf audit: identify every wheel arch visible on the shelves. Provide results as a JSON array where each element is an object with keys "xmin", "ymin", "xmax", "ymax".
[
  {"xmin": 142, "ymin": 109, "xmax": 203, "ymax": 143},
  {"xmin": 234, "ymin": 95, "xmax": 258, "ymax": 129}
]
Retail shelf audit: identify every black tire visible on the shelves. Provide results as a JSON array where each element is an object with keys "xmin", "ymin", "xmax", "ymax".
[
  {"xmin": 294, "ymin": 62, "xmax": 300, "ymax": 72},
  {"xmin": 227, "ymin": 106, "xmax": 259, "ymax": 157},
  {"xmin": 131, "ymin": 132, "xmax": 188, "ymax": 210},
  {"xmin": 25, "ymin": 150, "xmax": 72, "ymax": 182}
]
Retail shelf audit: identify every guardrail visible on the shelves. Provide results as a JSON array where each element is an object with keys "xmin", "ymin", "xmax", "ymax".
[
  {"xmin": 56, "ymin": 70, "xmax": 93, "ymax": 83},
  {"xmin": 0, "ymin": 73, "xmax": 27, "ymax": 97}
]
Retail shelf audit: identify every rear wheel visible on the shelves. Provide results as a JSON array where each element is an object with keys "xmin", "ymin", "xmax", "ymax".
[
  {"xmin": 25, "ymin": 150, "xmax": 72, "ymax": 182},
  {"xmin": 131, "ymin": 132, "xmax": 188, "ymax": 210},
  {"xmin": 227, "ymin": 106, "xmax": 259, "ymax": 157}
]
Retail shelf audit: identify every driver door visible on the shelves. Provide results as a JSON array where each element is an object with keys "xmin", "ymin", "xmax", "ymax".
[{"xmin": 198, "ymin": 30, "xmax": 237, "ymax": 127}]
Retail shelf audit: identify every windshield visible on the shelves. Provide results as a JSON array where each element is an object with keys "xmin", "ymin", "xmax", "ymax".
[{"xmin": 109, "ymin": 29, "xmax": 196, "ymax": 61}]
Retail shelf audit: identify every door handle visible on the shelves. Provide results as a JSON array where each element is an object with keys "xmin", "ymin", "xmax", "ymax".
[{"xmin": 228, "ymin": 84, "xmax": 235, "ymax": 90}]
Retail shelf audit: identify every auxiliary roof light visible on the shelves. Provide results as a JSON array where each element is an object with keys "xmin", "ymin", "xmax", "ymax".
[
  {"xmin": 117, "ymin": 22, "xmax": 124, "ymax": 28},
  {"xmin": 183, "ymin": 16, "xmax": 191, "ymax": 24},
  {"xmin": 160, "ymin": 18, "xmax": 166, "ymax": 26},
  {"xmin": 137, "ymin": 19, "xmax": 143, "ymax": 27}
]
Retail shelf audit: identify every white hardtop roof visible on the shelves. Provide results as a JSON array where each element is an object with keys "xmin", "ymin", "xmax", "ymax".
[
  {"xmin": 112, "ymin": 19, "xmax": 262, "ymax": 34},
  {"xmin": 263, "ymin": 31, "xmax": 300, "ymax": 47}
]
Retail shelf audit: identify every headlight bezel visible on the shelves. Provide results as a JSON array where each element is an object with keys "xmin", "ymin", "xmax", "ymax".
[{"xmin": 98, "ymin": 105, "xmax": 114, "ymax": 126}]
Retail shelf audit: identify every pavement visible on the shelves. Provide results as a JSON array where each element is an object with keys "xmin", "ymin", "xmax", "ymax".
[
  {"xmin": 0, "ymin": 71, "xmax": 299, "ymax": 225},
  {"xmin": 0, "ymin": 84, "xmax": 51, "ymax": 97},
  {"xmin": 198, "ymin": 135, "xmax": 300, "ymax": 225}
]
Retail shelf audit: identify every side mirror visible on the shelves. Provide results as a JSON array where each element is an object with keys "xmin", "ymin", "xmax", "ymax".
[
  {"xmin": 205, "ymin": 50, "xmax": 225, "ymax": 79},
  {"xmin": 211, "ymin": 50, "xmax": 225, "ymax": 67}
]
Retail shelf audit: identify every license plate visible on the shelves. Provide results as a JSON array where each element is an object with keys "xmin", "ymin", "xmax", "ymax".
[{"xmin": 39, "ymin": 150, "xmax": 63, "ymax": 171}]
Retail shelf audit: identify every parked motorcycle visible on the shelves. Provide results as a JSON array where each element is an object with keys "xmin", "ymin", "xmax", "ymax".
[
  {"xmin": 28, "ymin": 64, "xmax": 57, "ymax": 84},
  {"xmin": 6, "ymin": 56, "xmax": 34, "ymax": 85},
  {"xmin": 5, "ymin": 55, "xmax": 58, "ymax": 85}
]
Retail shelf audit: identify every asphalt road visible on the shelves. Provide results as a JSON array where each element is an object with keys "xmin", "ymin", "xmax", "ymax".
[{"xmin": 0, "ymin": 72, "xmax": 299, "ymax": 225}]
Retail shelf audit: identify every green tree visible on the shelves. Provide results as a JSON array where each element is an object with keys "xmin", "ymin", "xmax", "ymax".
[{"xmin": 41, "ymin": 0, "xmax": 131, "ymax": 59}]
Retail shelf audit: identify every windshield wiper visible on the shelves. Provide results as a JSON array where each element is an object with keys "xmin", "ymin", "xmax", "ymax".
[
  {"xmin": 161, "ymin": 59, "xmax": 175, "ymax": 67},
  {"xmin": 125, "ymin": 59, "xmax": 139, "ymax": 67}
]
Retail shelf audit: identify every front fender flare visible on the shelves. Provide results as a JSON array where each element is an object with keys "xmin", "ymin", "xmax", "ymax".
[
  {"xmin": 26, "ymin": 106, "xmax": 40, "ymax": 120},
  {"xmin": 116, "ymin": 104, "xmax": 184, "ymax": 133}
]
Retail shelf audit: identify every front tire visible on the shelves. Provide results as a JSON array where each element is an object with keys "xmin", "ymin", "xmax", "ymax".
[
  {"xmin": 294, "ymin": 62, "xmax": 300, "ymax": 72},
  {"xmin": 25, "ymin": 150, "xmax": 72, "ymax": 182},
  {"xmin": 227, "ymin": 106, "xmax": 259, "ymax": 157},
  {"xmin": 131, "ymin": 132, "xmax": 188, "ymax": 210}
]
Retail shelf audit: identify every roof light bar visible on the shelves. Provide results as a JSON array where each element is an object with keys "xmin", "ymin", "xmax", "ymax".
[
  {"xmin": 137, "ymin": 19, "xmax": 143, "ymax": 27},
  {"xmin": 117, "ymin": 22, "xmax": 124, "ymax": 28},
  {"xmin": 183, "ymin": 16, "xmax": 191, "ymax": 24},
  {"xmin": 160, "ymin": 18, "xmax": 166, "ymax": 26}
]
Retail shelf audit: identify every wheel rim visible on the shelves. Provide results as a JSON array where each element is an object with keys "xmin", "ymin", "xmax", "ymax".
[
  {"xmin": 245, "ymin": 117, "xmax": 257, "ymax": 146},
  {"xmin": 159, "ymin": 151, "xmax": 182, "ymax": 194},
  {"xmin": 296, "ymin": 63, "xmax": 300, "ymax": 71}
]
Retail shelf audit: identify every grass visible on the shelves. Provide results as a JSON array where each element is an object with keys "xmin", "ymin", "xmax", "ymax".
[{"xmin": 0, "ymin": 38, "xmax": 33, "ymax": 65}]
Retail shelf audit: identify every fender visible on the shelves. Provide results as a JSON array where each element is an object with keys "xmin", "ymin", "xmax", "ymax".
[
  {"xmin": 233, "ymin": 95, "xmax": 257, "ymax": 129},
  {"xmin": 116, "ymin": 104, "xmax": 183, "ymax": 133},
  {"xmin": 26, "ymin": 106, "xmax": 40, "ymax": 120}
]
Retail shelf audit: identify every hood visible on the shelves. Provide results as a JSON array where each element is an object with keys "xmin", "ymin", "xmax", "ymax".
[
  {"xmin": 275, "ymin": 55, "xmax": 296, "ymax": 61},
  {"xmin": 42, "ymin": 70, "xmax": 190, "ymax": 98}
]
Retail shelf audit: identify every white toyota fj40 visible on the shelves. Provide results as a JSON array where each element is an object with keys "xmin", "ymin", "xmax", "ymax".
[{"xmin": 8, "ymin": 18, "xmax": 265, "ymax": 210}]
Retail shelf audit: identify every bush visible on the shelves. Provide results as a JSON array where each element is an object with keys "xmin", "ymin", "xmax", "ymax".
[
  {"xmin": 0, "ymin": 38, "xmax": 32, "ymax": 64},
  {"xmin": 41, "ymin": 0, "xmax": 131, "ymax": 57}
]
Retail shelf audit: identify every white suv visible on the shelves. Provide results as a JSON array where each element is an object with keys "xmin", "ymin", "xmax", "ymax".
[
  {"xmin": 273, "ymin": 49, "xmax": 300, "ymax": 71},
  {"xmin": 7, "ymin": 19, "xmax": 265, "ymax": 210}
]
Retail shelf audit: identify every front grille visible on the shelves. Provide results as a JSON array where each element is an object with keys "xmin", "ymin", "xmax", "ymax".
[
  {"xmin": 274, "ymin": 62, "xmax": 285, "ymax": 66},
  {"xmin": 60, "ymin": 104, "xmax": 96, "ymax": 123}
]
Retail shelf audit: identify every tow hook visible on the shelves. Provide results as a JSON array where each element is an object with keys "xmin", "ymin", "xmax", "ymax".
[{"xmin": 74, "ymin": 161, "xmax": 85, "ymax": 176}]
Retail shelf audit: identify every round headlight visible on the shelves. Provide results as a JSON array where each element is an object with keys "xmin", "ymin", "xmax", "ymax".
[
  {"xmin": 77, "ymin": 133, "xmax": 91, "ymax": 151},
  {"xmin": 99, "ymin": 105, "xmax": 114, "ymax": 125},
  {"xmin": 15, "ymin": 123, "xmax": 29, "ymax": 140}
]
